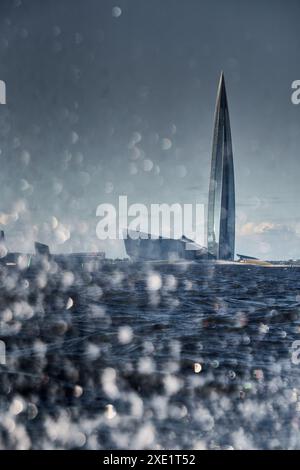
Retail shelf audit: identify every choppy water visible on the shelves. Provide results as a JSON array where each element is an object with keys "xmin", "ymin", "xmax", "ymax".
[{"xmin": 1, "ymin": 260, "xmax": 300, "ymax": 449}]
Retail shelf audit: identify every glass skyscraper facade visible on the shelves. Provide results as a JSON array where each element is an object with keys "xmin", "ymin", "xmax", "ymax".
[{"xmin": 207, "ymin": 73, "xmax": 235, "ymax": 260}]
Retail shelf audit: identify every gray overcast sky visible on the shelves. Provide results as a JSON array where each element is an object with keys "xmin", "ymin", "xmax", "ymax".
[{"xmin": 0, "ymin": 0, "xmax": 300, "ymax": 259}]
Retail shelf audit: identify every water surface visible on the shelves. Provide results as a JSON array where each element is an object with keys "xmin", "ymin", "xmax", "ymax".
[{"xmin": 1, "ymin": 261, "xmax": 300, "ymax": 449}]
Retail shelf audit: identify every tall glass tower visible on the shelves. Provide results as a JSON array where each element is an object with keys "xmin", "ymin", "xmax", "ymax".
[{"xmin": 207, "ymin": 72, "xmax": 235, "ymax": 260}]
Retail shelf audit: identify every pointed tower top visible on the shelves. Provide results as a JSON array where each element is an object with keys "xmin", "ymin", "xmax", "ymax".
[
  {"xmin": 208, "ymin": 72, "xmax": 235, "ymax": 260},
  {"xmin": 217, "ymin": 71, "xmax": 228, "ymax": 107},
  {"xmin": 219, "ymin": 71, "xmax": 226, "ymax": 89}
]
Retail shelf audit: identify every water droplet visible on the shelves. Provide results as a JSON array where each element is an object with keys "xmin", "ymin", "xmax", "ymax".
[
  {"xmin": 66, "ymin": 297, "xmax": 74, "ymax": 310},
  {"xmin": 194, "ymin": 363, "xmax": 202, "ymax": 373},
  {"xmin": 161, "ymin": 138, "xmax": 172, "ymax": 150},
  {"xmin": 118, "ymin": 326, "xmax": 133, "ymax": 344},
  {"xmin": 112, "ymin": 6, "xmax": 122, "ymax": 18},
  {"xmin": 147, "ymin": 273, "xmax": 162, "ymax": 291},
  {"xmin": 105, "ymin": 404, "xmax": 117, "ymax": 420}
]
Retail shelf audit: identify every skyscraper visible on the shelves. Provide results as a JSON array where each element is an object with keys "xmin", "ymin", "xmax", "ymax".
[{"xmin": 207, "ymin": 72, "xmax": 235, "ymax": 260}]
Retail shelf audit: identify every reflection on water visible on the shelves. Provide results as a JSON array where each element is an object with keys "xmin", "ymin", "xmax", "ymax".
[{"xmin": 1, "ymin": 261, "xmax": 300, "ymax": 449}]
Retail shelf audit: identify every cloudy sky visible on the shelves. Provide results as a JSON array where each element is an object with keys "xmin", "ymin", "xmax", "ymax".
[{"xmin": 0, "ymin": 0, "xmax": 300, "ymax": 259}]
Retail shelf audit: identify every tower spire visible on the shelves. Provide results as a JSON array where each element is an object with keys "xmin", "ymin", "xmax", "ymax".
[{"xmin": 207, "ymin": 72, "xmax": 235, "ymax": 260}]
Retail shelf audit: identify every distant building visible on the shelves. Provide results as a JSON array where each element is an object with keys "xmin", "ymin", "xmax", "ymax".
[
  {"xmin": 0, "ymin": 234, "xmax": 106, "ymax": 269},
  {"xmin": 124, "ymin": 73, "xmax": 236, "ymax": 262},
  {"xmin": 124, "ymin": 231, "xmax": 213, "ymax": 262},
  {"xmin": 207, "ymin": 72, "xmax": 235, "ymax": 260}
]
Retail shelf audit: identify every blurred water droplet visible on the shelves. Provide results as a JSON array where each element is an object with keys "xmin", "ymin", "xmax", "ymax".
[
  {"xmin": 194, "ymin": 363, "xmax": 202, "ymax": 374},
  {"xmin": 118, "ymin": 326, "xmax": 133, "ymax": 344},
  {"xmin": 66, "ymin": 297, "xmax": 74, "ymax": 310},
  {"xmin": 161, "ymin": 138, "xmax": 172, "ymax": 150},
  {"xmin": 147, "ymin": 273, "xmax": 162, "ymax": 291},
  {"xmin": 143, "ymin": 159, "xmax": 153, "ymax": 172},
  {"xmin": 105, "ymin": 404, "xmax": 117, "ymax": 420},
  {"xmin": 112, "ymin": 6, "xmax": 122, "ymax": 18}
]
